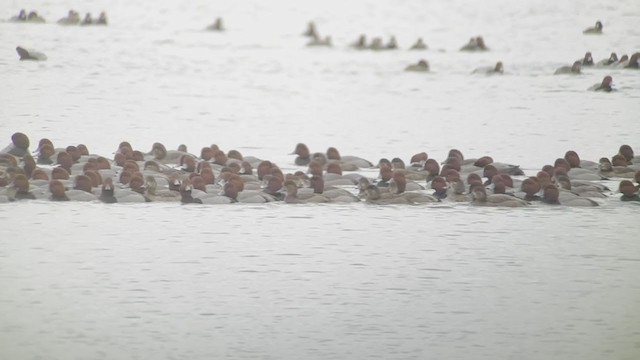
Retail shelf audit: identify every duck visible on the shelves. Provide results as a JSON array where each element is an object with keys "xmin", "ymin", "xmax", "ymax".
[
  {"xmin": 577, "ymin": 52, "xmax": 594, "ymax": 66},
  {"xmin": 303, "ymin": 21, "xmax": 318, "ymax": 38},
  {"xmin": 1, "ymin": 132, "xmax": 30, "ymax": 157},
  {"xmin": 284, "ymin": 180, "xmax": 329, "ymax": 204},
  {"xmin": 588, "ymin": 75, "xmax": 613, "ymax": 92},
  {"xmin": 179, "ymin": 178, "xmax": 203, "ymax": 204},
  {"xmin": 145, "ymin": 176, "xmax": 181, "ymax": 202},
  {"xmin": 460, "ymin": 36, "xmax": 488, "ymax": 51},
  {"xmin": 96, "ymin": 12, "xmax": 107, "ymax": 25},
  {"xmin": 386, "ymin": 36, "xmax": 398, "ymax": 50},
  {"xmin": 470, "ymin": 184, "xmax": 527, "ymax": 207},
  {"xmin": 389, "ymin": 172, "xmax": 438, "ymax": 203},
  {"xmin": 10, "ymin": 174, "xmax": 36, "ymax": 200},
  {"xmin": 596, "ymin": 52, "xmax": 618, "ymax": 67},
  {"xmin": 80, "ymin": 13, "xmax": 93, "ymax": 25},
  {"xmin": 290, "ymin": 143, "xmax": 312, "ymax": 166},
  {"xmin": 49, "ymin": 180, "xmax": 70, "ymax": 201},
  {"xmin": 9, "ymin": 9, "xmax": 27, "ymax": 22},
  {"xmin": 57, "ymin": 10, "xmax": 80, "ymax": 25},
  {"xmin": 598, "ymin": 158, "xmax": 636, "ymax": 178},
  {"xmin": 364, "ymin": 184, "xmax": 411, "ymax": 205},
  {"xmin": 206, "ymin": 17, "xmax": 224, "ymax": 31},
  {"xmin": 405, "ymin": 59, "xmax": 430, "ymax": 72},
  {"xmin": 554, "ymin": 61, "xmax": 581, "ymax": 75},
  {"xmin": 625, "ymin": 53, "xmax": 639, "ymax": 69},
  {"xmin": 307, "ymin": 35, "xmax": 332, "ymax": 47},
  {"xmin": 99, "ymin": 178, "xmax": 117, "ymax": 203},
  {"xmin": 410, "ymin": 38, "xmax": 427, "ymax": 50},
  {"xmin": 619, "ymin": 180, "xmax": 640, "ymax": 202},
  {"xmin": 351, "ymin": 34, "xmax": 367, "ymax": 49},
  {"xmin": 472, "ymin": 61, "xmax": 503, "ymax": 75},
  {"xmin": 583, "ymin": 21, "xmax": 603, "ymax": 34},
  {"xmin": 16, "ymin": 46, "xmax": 47, "ymax": 61}
]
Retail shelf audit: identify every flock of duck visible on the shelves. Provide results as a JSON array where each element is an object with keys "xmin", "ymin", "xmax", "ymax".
[
  {"xmin": 1, "ymin": 133, "xmax": 638, "ymax": 206},
  {"xmin": 8, "ymin": 9, "xmax": 107, "ymax": 25},
  {"xmin": 10, "ymin": 10, "xmax": 638, "ymax": 86}
]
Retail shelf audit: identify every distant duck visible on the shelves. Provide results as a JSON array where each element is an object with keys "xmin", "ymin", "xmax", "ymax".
[
  {"xmin": 307, "ymin": 35, "xmax": 332, "ymax": 47},
  {"xmin": 80, "ymin": 13, "xmax": 93, "ymax": 25},
  {"xmin": 596, "ymin": 52, "xmax": 618, "ymax": 67},
  {"xmin": 303, "ymin": 21, "xmax": 318, "ymax": 37},
  {"xmin": 57, "ymin": 10, "xmax": 80, "ymax": 25},
  {"xmin": 410, "ymin": 38, "xmax": 427, "ymax": 50},
  {"xmin": 206, "ymin": 17, "xmax": 224, "ymax": 31},
  {"xmin": 405, "ymin": 59, "xmax": 430, "ymax": 72},
  {"xmin": 460, "ymin": 36, "xmax": 488, "ymax": 51},
  {"xmin": 386, "ymin": 36, "xmax": 398, "ymax": 50},
  {"xmin": 472, "ymin": 61, "xmax": 503, "ymax": 75},
  {"xmin": 26, "ymin": 11, "xmax": 45, "ymax": 23},
  {"xmin": 578, "ymin": 52, "xmax": 594, "ymax": 66},
  {"xmin": 369, "ymin": 37, "xmax": 384, "ymax": 50},
  {"xmin": 554, "ymin": 61, "xmax": 581, "ymax": 75},
  {"xmin": 16, "ymin": 46, "xmax": 47, "ymax": 61},
  {"xmin": 625, "ymin": 52, "xmax": 639, "ymax": 69},
  {"xmin": 618, "ymin": 180, "xmax": 640, "ymax": 202},
  {"xmin": 96, "ymin": 12, "xmax": 108, "ymax": 25},
  {"xmin": 9, "ymin": 9, "xmax": 27, "ymax": 22},
  {"xmin": 588, "ymin": 75, "xmax": 613, "ymax": 92},
  {"xmin": 583, "ymin": 21, "xmax": 603, "ymax": 34},
  {"xmin": 351, "ymin": 34, "xmax": 367, "ymax": 49}
]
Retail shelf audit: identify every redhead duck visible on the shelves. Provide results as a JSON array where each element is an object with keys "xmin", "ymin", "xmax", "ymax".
[
  {"xmin": 11, "ymin": 174, "xmax": 36, "ymax": 200},
  {"xmin": 57, "ymin": 10, "xmax": 80, "ymax": 25},
  {"xmin": 410, "ymin": 38, "xmax": 427, "ymax": 50},
  {"xmin": 325, "ymin": 146, "xmax": 373, "ymax": 169},
  {"xmin": 542, "ymin": 185, "xmax": 561, "ymax": 205},
  {"xmin": 369, "ymin": 37, "xmax": 384, "ymax": 50},
  {"xmin": 16, "ymin": 46, "xmax": 47, "ymax": 61},
  {"xmin": 619, "ymin": 180, "xmax": 640, "ymax": 201},
  {"xmin": 430, "ymin": 176, "xmax": 448, "ymax": 200},
  {"xmin": 519, "ymin": 178, "xmax": 541, "ymax": 201},
  {"xmin": 145, "ymin": 176, "xmax": 180, "ymax": 202},
  {"xmin": 49, "ymin": 180, "xmax": 69, "ymax": 201},
  {"xmin": 470, "ymin": 184, "xmax": 527, "ymax": 207},
  {"xmin": 598, "ymin": 158, "xmax": 636, "ymax": 178},
  {"xmin": 583, "ymin": 21, "xmax": 603, "ymax": 34},
  {"xmin": 554, "ymin": 61, "xmax": 581, "ymax": 75},
  {"xmin": 206, "ymin": 17, "xmax": 224, "ymax": 31},
  {"xmin": 308, "ymin": 175, "xmax": 359, "ymax": 203},
  {"xmin": 589, "ymin": 75, "xmax": 613, "ymax": 92},
  {"xmin": 1, "ymin": 132, "xmax": 30, "ymax": 157},
  {"xmin": 291, "ymin": 143, "xmax": 311, "ymax": 166},
  {"xmin": 66, "ymin": 175, "xmax": 98, "ymax": 201},
  {"xmin": 389, "ymin": 172, "xmax": 438, "ymax": 203},
  {"xmin": 472, "ymin": 61, "xmax": 503, "ymax": 75},
  {"xmin": 618, "ymin": 145, "xmax": 635, "ymax": 164},
  {"xmin": 615, "ymin": 54, "xmax": 629, "ymax": 68},
  {"xmin": 405, "ymin": 60, "xmax": 430, "ymax": 72}
]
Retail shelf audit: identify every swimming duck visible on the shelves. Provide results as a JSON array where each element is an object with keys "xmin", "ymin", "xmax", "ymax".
[
  {"xmin": 96, "ymin": 12, "xmax": 107, "ymax": 25},
  {"xmin": 596, "ymin": 52, "xmax": 618, "ymax": 67},
  {"xmin": 410, "ymin": 38, "xmax": 427, "ymax": 50},
  {"xmin": 472, "ymin": 61, "xmax": 503, "ymax": 75},
  {"xmin": 578, "ymin": 52, "xmax": 594, "ymax": 66},
  {"xmin": 619, "ymin": 180, "xmax": 640, "ymax": 201},
  {"xmin": 99, "ymin": 178, "xmax": 117, "ymax": 203},
  {"xmin": 588, "ymin": 75, "xmax": 613, "ymax": 92},
  {"xmin": 303, "ymin": 22, "xmax": 318, "ymax": 37},
  {"xmin": 460, "ymin": 36, "xmax": 488, "ymax": 51},
  {"xmin": 583, "ymin": 21, "xmax": 603, "ymax": 34},
  {"xmin": 80, "ymin": 13, "xmax": 93, "ymax": 25},
  {"xmin": 49, "ymin": 180, "xmax": 69, "ymax": 201},
  {"xmin": 554, "ymin": 61, "xmax": 581, "ymax": 75},
  {"xmin": 625, "ymin": 53, "xmax": 639, "ymax": 69},
  {"xmin": 26, "ymin": 11, "xmax": 45, "ymax": 23},
  {"xmin": 307, "ymin": 35, "xmax": 332, "ymax": 47},
  {"xmin": 16, "ymin": 46, "xmax": 47, "ymax": 61},
  {"xmin": 351, "ymin": 34, "xmax": 367, "ymax": 49},
  {"xmin": 364, "ymin": 184, "xmax": 410, "ymax": 205},
  {"xmin": 470, "ymin": 184, "xmax": 527, "ymax": 207},
  {"xmin": 57, "ymin": 10, "xmax": 80, "ymax": 25},
  {"xmin": 9, "ymin": 9, "xmax": 27, "ymax": 22},
  {"xmin": 405, "ymin": 59, "xmax": 430, "ymax": 72},
  {"xmin": 206, "ymin": 17, "xmax": 224, "ymax": 31}
]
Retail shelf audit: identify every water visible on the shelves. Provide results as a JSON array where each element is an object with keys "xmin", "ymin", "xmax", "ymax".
[{"xmin": 1, "ymin": 0, "xmax": 640, "ymax": 359}]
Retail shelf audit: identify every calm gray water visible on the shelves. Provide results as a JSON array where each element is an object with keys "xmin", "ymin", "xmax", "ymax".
[{"xmin": 1, "ymin": 0, "xmax": 640, "ymax": 359}]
